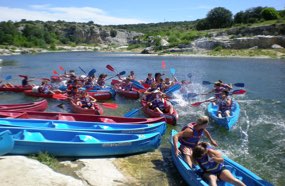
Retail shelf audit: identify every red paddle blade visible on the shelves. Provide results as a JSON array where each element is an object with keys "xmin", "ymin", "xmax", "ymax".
[
  {"xmin": 161, "ymin": 61, "xmax": 166, "ymax": 69},
  {"xmin": 191, "ymin": 102, "xmax": 202, "ymax": 107},
  {"xmin": 59, "ymin": 66, "xmax": 64, "ymax": 71},
  {"xmin": 232, "ymin": 89, "xmax": 246, "ymax": 95},
  {"xmin": 106, "ymin": 65, "xmax": 115, "ymax": 72},
  {"xmin": 101, "ymin": 103, "xmax": 118, "ymax": 109},
  {"xmin": 53, "ymin": 70, "xmax": 59, "ymax": 75},
  {"xmin": 52, "ymin": 94, "xmax": 68, "ymax": 100}
]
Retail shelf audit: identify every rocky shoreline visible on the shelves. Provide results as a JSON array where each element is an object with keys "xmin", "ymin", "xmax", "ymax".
[
  {"xmin": 0, "ymin": 45, "xmax": 284, "ymax": 59},
  {"xmin": 0, "ymin": 156, "xmax": 135, "ymax": 186}
]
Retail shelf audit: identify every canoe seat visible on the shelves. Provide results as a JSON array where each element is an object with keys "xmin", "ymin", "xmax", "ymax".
[
  {"xmin": 99, "ymin": 118, "xmax": 115, "ymax": 123},
  {"xmin": 71, "ymin": 135, "xmax": 99, "ymax": 143},
  {"xmin": 58, "ymin": 115, "xmax": 76, "ymax": 121},
  {"xmin": 23, "ymin": 130, "xmax": 47, "ymax": 142}
]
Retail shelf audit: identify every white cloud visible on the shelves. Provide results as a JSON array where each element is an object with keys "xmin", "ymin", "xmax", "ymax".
[{"xmin": 0, "ymin": 5, "xmax": 146, "ymax": 25}]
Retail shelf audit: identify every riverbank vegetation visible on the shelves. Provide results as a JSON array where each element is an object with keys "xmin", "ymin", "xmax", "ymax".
[{"xmin": 0, "ymin": 6, "xmax": 284, "ymax": 58}]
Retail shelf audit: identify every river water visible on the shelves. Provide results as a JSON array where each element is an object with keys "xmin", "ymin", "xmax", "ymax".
[{"xmin": 0, "ymin": 52, "xmax": 284, "ymax": 186}]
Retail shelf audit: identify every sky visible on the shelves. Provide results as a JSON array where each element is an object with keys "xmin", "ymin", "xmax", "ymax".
[{"xmin": 0, "ymin": 0, "xmax": 284, "ymax": 25}]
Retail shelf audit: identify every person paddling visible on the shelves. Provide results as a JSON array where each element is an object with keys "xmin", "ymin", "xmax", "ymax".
[
  {"xmin": 217, "ymin": 90, "xmax": 232, "ymax": 118},
  {"xmin": 173, "ymin": 116, "xmax": 218, "ymax": 168}
]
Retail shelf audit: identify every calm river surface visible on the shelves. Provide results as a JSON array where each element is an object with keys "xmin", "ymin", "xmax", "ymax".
[{"xmin": 0, "ymin": 52, "xmax": 284, "ymax": 186}]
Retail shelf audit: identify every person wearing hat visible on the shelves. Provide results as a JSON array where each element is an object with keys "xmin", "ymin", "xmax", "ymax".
[
  {"xmin": 173, "ymin": 116, "xmax": 218, "ymax": 168},
  {"xmin": 97, "ymin": 74, "xmax": 107, "ymax": 88}
]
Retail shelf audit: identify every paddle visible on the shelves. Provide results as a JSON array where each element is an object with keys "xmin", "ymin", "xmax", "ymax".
[
  {"xmin": 161, "ymin": 60, "xmax": 166, "ymax": 69},
  {"xmin": 79, "ymin": 66, "xmax": 87, "ymax": 74},
  {"xmin": 5, "ymin": 75, "xmax": 12, "ymax": 81},
  {"xmin": 187, "ymin": 73, "xmax": 192, "ymax": 79},
  {"xmin": 130, "ymin": 80, "xmax": 146, "ymax": 90},
  {"xmin": 202, "ymin": 81, "xmax": 245, "ymax": 88},
  {"xmin": 59, "ymin": 66, "xmax": 64, "ymax": 71},
  {"xmin": 191, "ymin": 97, "xmax": 216, "ymax": 107},
  {"xmin": 87, "ymin": 69, "xmax": 96, "ymax": 77},
  {"xmin": 188, "ymin": 89, "xmax": 246, "ymax": 99},
  {"xmin": 170, "ymin": 68, "xmax": 178, "ymax": 82},
  {"xmin": 53, "ymin": 70, "xmax": 59, "ymax": 75},
  {"xmin": 106, "ymin": 65, "xmax": 115, "ymax": 72},
  {"xmin": 124, "ymin": 83, "xmax": 181, "ymax": 117},
  {"xmin": 105, "ymin": 71, "xmax": 126, "ymax": 81}
]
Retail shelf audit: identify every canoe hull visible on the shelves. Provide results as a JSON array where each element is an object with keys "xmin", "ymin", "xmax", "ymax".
[
  {"xmin": 0, "ymin": 110, "xmax": 165, "ymax": 124},
  {"xmin": 24, "ymin": 90, "xmax": 53, "ymax": 98},
  {"xmin": 0, "ymin": 85, "xmax": 33, "ymax": 92},
  {"xmin": 0, "ymin": 130, "xmax": 14, "ymax": 156},
  {"xmin": 0, "ymin": 118, "xmax": 167, "ymax": 135},
  {"xmin": 0, "ymin": 99, "xmax": 48, "ymax": 112},
  {"xmin": 1, "ymin": 127, "xmax": 161, "ymax": 157},
  {"xmin": 207, "ymin": 101, "xmax": 240, "ymax": 130},
  {"xmin": 141, "ymin": 100, "xmax": 178, "ymax": 125},
  {"xmin": 70, "ymin": 101, "xmax": 103, "ymax": 115},
  {"xmin": 116, "ymin": 88, "xmax": 140, "ymax": 99},
  {"xmin": 170, "ymin": 130, "xmax": 272, "ymax": 186}
]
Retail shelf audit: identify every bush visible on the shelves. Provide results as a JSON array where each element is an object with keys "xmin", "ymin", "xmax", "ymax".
[
  {"xmin": 206, "ymin": 7, "xmax": 233, "ymax": 29},
  {"xmin": 261, "ymin": 7, "xmax": 279, "ymax": 20}
]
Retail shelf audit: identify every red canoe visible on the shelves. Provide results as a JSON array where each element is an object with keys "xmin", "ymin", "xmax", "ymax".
[
  {"xmin": 115, "ymin": 88, "xmax": 140, "ymax": 99},
  {"xmin": 87, "ymin": 91, "xmax": 113, "ymax": 101},
  {"xmin": 24, "ymin": 90, "xmax": 54, "ymax": 98},
  {"xmin": 141, "ymin": 100, "xmax": 178, "ymax": 125},
  {"xmin": 0, "ymin": 111, "xmax": 165, "ymax": 124},
  {"xmin": 0, "ymin": 85, "xmax": 33, "ymax": 92},
  {"xmin": 0, "ymin": 99, "xmax": 48, "ymax": 112},
  {"xmin": 70, "ymin": 100, "xmax": 104, "ymax": 115}
]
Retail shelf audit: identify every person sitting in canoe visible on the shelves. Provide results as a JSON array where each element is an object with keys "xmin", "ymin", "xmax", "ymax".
[
  {"xmin": 67, "ymin": 86, "xmax": 80, "ymax": 99},
  {"xmin": 162, "ymin": 77, "xmax": 174, "ymax": 92},
  {"xmin": 84, "ymin": 76, "xmax": 95, "ymax": 89},
  {"xmin": 192, "ymin": 142, "xmax": 245, "ymax": 186},
  {"xmin": 144, "ymin": 73, "xmax": 154, "ymax": 86},
  {"xmin": 173, "ymin": 116, "xmax": 218, "ymax": 168},
  {"xmin": 127, "ymin": 71, "xmax": 135, "ymax": 80},
  {"xmin": 218, "ymin": 80, "xmax": 232, "ymax": 92},
  {"xmin": 148, "ymin": 90, "xmax": 174, "ymax": 115},
  {"xmin": 143, "ymin": 82, "xmax": 159, "ymax": 101},
  {"xmin": 206, "ymin": 82, "xmax": 226, "ymax": 104},
  {"xmin": 97, "ymin": 74, "xmax": 107, "ymax": 88},
  {"xmin": 217, "ymin": 90, "xmax": 232, "ymax": 118},
  {"xmin": 77, "ymin": 91, "xmax": 97, "ymax": 109},
  {"xmin": 66, "ymin": 75, "xmax": 78, "ymax": 87},
  {"xmin": 21, "ymin": 76, "xmax": 34, "ymax": 87},
  {"xmin": 120, "ymin": 77, "xmax": 133, "ymax": 91},
  {"xmin": 38, "ymin": 80, "xmax": 54, "ymax": 94}
]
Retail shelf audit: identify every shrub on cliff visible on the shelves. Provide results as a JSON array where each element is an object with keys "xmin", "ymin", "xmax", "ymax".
[
  {"xmin": 206, "ymin": 7, "xmax": 233, "ymax": 29},
  {"xmin": 261, "ymin": 7, "xmax": 279, "ymax": 20}
]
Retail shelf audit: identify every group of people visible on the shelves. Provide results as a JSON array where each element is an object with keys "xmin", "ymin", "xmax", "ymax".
[{"xmin": 173, "ymin": 116, "xmax": 245, "ymax": 186}]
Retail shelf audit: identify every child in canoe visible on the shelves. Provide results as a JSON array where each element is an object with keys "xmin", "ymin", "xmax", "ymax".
[
  {"xmin": 77, "ymin": 91, "xmax": 97, "ymax": 109},
  {"xmin": 173, "ymin": 116, "xmax": 218, "ymax": 168},
  {"xmin": 192, "ymin": 142, "xmax": 245, "ymax": 186},
  {"xmin": 217, "ymin": 90, "xmax": 232, "ymax": 118}
]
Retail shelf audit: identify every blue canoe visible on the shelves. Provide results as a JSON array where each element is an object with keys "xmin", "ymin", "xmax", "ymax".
[
  {"xmin": 207, "ymin": 101, "xmax": 240, "ymax": 130},
  {"xmin": 0, "ymin": 130, "xmax": 14, "ymax": 155},
  {"xmin": 170, "ymin": 130, "xmax": 273, "ymax": 186},
  {"xmin": 0, "ymin": 127, "xmax": 161, "ymax": 157},
  {"xmin": 0, "ymin": 118, "xmax": 166, "ymax": 135}
]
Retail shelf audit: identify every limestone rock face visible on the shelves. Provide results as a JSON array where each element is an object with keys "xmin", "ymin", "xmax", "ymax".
[{"xmin": 0, "ymin": 156, "xmax": 86, "ymax": 186}]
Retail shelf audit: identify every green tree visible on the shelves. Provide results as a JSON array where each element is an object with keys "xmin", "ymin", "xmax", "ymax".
[
  {"xmin": 234, "ymin": 11, "xmax": 244, "ymax": 24},
  {"xmin": 261, "ymin": 7, "xmax": 279, "ymax": 20},
  {"xmin": 110, "ymin": 29, "xmax": 117, "ymax": 37},
  {"xmin": 196, "ymin": 18, "xmax": 210, "ymax": 30},
  {"xmin": 206, "ymin": 7, "xmax": 233, "ymax": 29}
]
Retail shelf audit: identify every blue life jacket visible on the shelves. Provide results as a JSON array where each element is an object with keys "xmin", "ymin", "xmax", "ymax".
[
  {"xmin": 196, "ymin": 146, "xmax": 224, "ymax": 174},
  {"xmin": 179, "ymin": 123, "xmax": 204, "ymax": 148}
]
